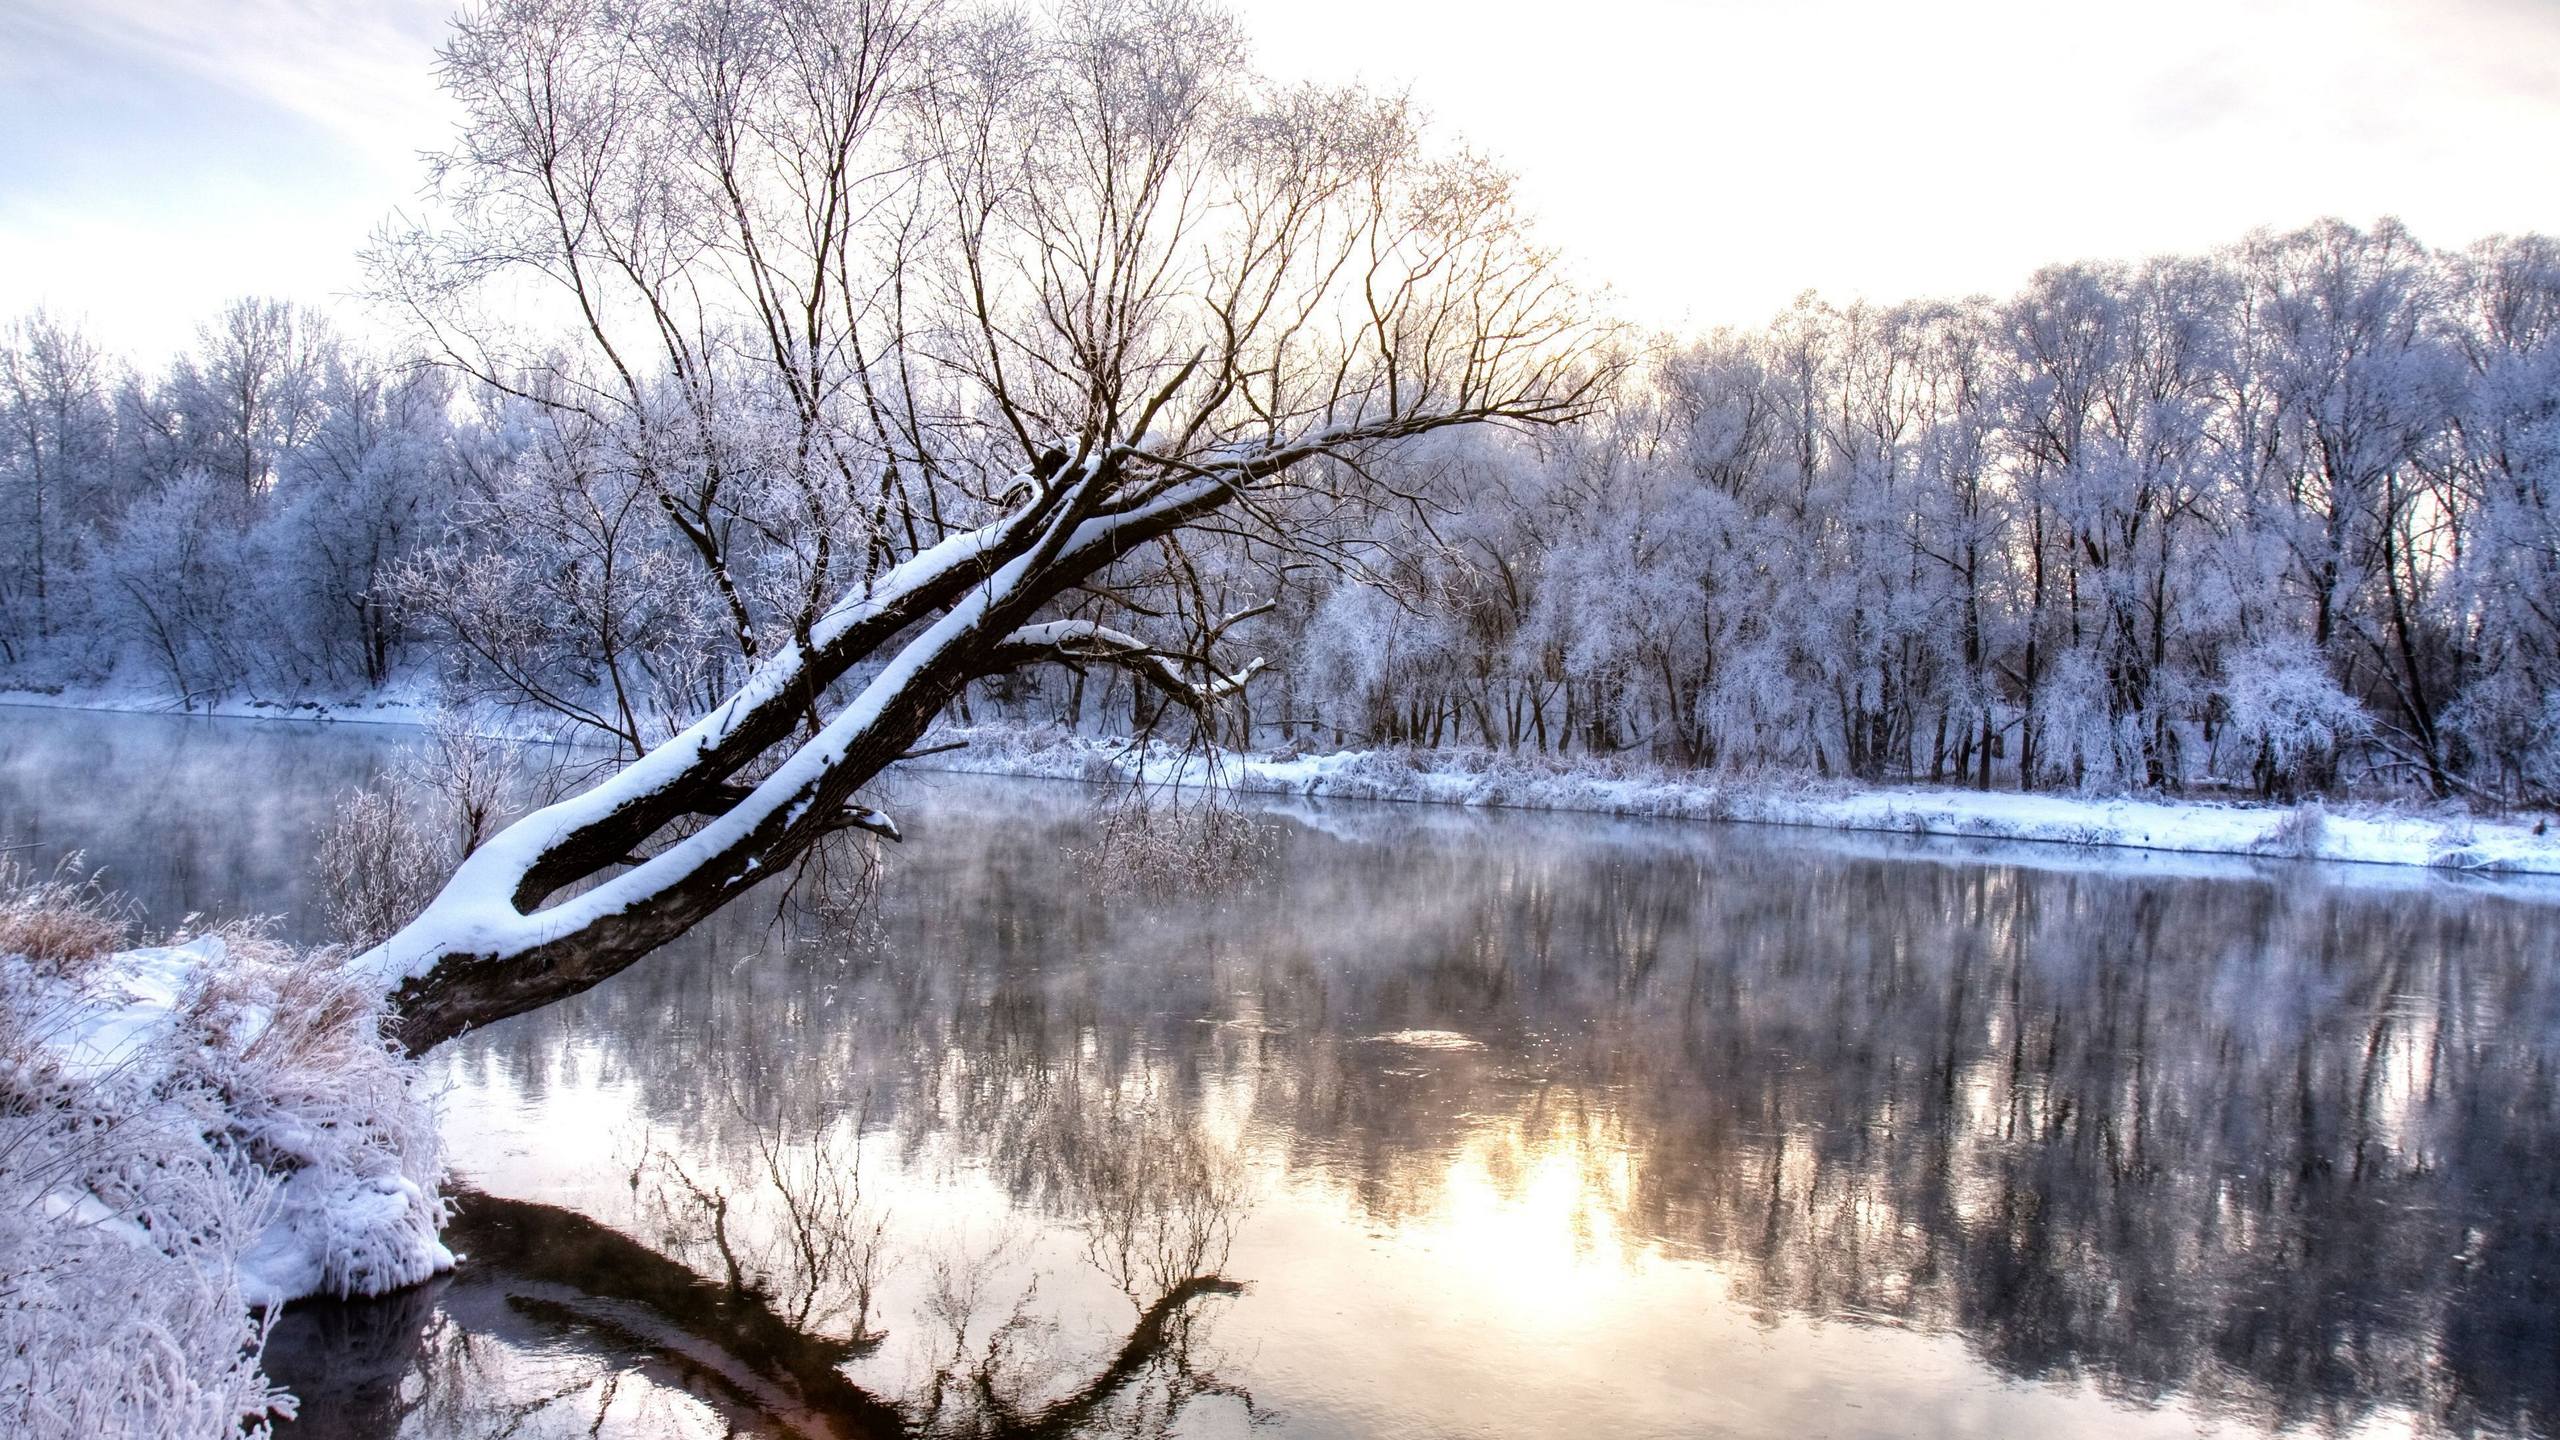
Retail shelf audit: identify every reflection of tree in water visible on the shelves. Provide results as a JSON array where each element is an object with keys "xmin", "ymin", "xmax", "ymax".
[
  {"xmin": 271, "ymin": 1078, "xmax": 1256, "ymax": 1438},
  {"xmin": 629, "ymin": 1098, "xmax": 892, "ymax": 1346},
  {"xmin": 285, "ymin": 786, "xmax": 1269, "ymax": 1437},
  {"xmin": 371, "ymin": 782, "xmax": 2557, "ymax": 1437}
]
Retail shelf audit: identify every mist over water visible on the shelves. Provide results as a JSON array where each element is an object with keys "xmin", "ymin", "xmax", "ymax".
[{"xmin": 5, "ymin": 706, "xmax": 2556, "ymax": 1439}]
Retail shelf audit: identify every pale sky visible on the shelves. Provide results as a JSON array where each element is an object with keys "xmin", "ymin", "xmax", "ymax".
[{"xmin": 6, "ymin": 0, "xmax": 2560, "ymax": 361}]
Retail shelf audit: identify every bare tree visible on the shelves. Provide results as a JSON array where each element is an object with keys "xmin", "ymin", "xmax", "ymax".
[
  {"xmin": 354, "ymin": 0, "xmax": 1606, "ymax": 1049},
  {"xmin": 0, "ymin": 313, "xmax": 114, "ymax": 657},
  {"xmin": 168, "ymin": 298, "xmax": 336, "ymax": 498}
]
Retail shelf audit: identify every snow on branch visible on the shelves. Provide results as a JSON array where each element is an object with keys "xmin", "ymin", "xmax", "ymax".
[
  {"xmin": 988, "ymin": 617, "xmax": 1268, "ymax": 713},
  {"xmin": 687, "ymin": 785, "xmax": 904, "ymax": 843}
]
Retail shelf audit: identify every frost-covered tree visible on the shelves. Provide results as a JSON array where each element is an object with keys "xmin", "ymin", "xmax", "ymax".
[
  {"xmin": 2243, "ymin": 220, "xmax": 2464, "ymax": 791},
  {"xmin": 264, "ymin": 357, "xmax": 462, "ymax": 689},
  {"xmin": 350, "ymin": 0, "xmax": 1606, "ymax": 1049},
  {"xmin": 2001, "ymin": 260, "xmax": 2225, "ymax": 789},
  {"xmin": 82, "ymin": 470, "xmax": 269, "ymax": 703},
  {"xmin": 0, "ymin": 314, "xmax": 116, "ymax": 664},
  {"xmin": 166, "ymin": 299, "xmax": 337, "ymax": 499},
  {"xmin": 1212, "ymin": 218, "xmax": 2556, "ymax": 803},
  {"xmin": 2439, "ymin": 234, "xmax": 2560, "ymax": 800},
  {"xmin": 7, "ymin": 177, "xmax": 2558, "ymax": 810}
]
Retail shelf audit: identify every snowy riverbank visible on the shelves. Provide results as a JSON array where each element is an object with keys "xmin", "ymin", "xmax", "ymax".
[
  {"xmin": 0, "ymin": 682, "xmax": 449, "ymax": 732},
  {"xmin": 9, "ymin": 695, "xmax": 2558, "ymax": 876},
  {"xmin": 906, "ymin": 725, "xmax": 2560, "ymax": 876},
  {"xmin": 0, "ymin": 899, "xmax": 450, "ymax": 1431}
]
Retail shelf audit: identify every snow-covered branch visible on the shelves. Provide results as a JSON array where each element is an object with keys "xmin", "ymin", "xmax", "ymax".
[{"xmin": 986, "ymin": 618, "xmax": 1267, "ymax": 713}]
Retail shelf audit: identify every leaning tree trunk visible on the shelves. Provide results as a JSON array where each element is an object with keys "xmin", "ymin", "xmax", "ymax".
[
  {"xmin": 353, "ymin": 0, "xmax": 1606, "ymax": 1052},
  {"xmin": 350, "ymin": 404, "xmax": 1545, "ymax": 1052}
]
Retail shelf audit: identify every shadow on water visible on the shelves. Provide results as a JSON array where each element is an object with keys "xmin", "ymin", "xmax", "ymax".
[
  {"xmin": 265, "ymin": 1189, "xmax": 1244, "ymax": 1440},
  {"xmin": 7, "ymin": 706, "xmax": 2558, "ymax": 1438}
]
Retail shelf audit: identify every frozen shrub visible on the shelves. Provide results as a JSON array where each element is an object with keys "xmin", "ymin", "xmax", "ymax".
[
  {"xmin": 1699, "ymin": 647, "xmax": 1808, "ymax": 774},
  {"xmin": 1329, "ymin": 748, "xmax": 1423, "ymax": 801},
  {"xmin": 2519, "ymin": 690, "xmax": 2560, "ymax": 805},
  {"xmin": 2256, "ymin": 800, "xmax": 2328, "ymax": 859},
  {"xmin": 316, "ymin": 707, "xmax": 527, "ymax": 950},
  {"xmin": 316, "ymin": 787, "xmax": 440, "ymax": 951},
  {"xmin": 2219, "ymin": 641, "xmax": 2372, "ymax": 798},
  {"xmin": 2031, "ymin": 651, "xmax": 2146, "ymax": 793},
  {"xmin": 0, "ymin": 898, "xmax": 448, "ymax": 1434},
  {"xmin": 0, "ymin": 1025, "xmax": 289, "ymax": 1435},
  {"xmin": 0, "ymin": 854, "xmax": 133, "ymax": 971},
  {"xmin": 400, "ymin": 709, "xmax": 521, "ymax": 857},
  {"xmin": 189, "ymin": 932, "xmax": 450, "ymax": 1305}
]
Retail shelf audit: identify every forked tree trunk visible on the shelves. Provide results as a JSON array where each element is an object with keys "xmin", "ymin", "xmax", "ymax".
[
  {"xmin": 353, "ymin": 412, "xmax": 1567, "ymax": 1052},
  {"xmin": 345, "ymin": 0, "xmax": 1601, "ymax": 1052}
]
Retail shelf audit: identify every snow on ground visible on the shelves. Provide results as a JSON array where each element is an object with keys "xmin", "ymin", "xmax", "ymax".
[
  {"xmin": 1, "ymin": 927, "xmax": 450, "ymax": 1434},
  {"xmin": 907, "ymin": 725, "xmax": 2560, "ymax": 876},
  {"xmin": 43, "ymin": 936, "xmax": 453, "ymax": 1307},
  {"xmin": 0, "ymin": 680, "xmax": 450, "ymax": 731},
  {"xmin": 9, "ymin": 692, "xmax": 2556, "ymax": 875}
]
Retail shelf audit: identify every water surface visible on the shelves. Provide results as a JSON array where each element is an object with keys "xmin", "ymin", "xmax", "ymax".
[{"xmin": 4, "ymin": 706, "xmax": 2555, "ymax": 1439}]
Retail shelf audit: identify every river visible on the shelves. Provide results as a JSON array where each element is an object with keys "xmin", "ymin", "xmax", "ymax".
[{"xmin": 4, "ymin": 705, "xmax": 2555, "ymax": 1439}]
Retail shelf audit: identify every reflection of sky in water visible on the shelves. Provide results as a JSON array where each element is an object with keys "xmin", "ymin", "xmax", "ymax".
[{"xmin": 6, "ymin": 706, "xmax": 2556, "ymax": 1439}]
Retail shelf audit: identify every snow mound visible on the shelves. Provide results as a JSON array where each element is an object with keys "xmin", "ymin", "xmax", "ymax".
[{"xmin": 1, "ymin": 933, "xmax": 450, "ymax": 1434}]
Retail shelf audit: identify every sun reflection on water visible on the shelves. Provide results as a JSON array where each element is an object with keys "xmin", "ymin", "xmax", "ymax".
[{"xmin": 1412, "ymin": 1114, "xmax": 1645, "ymax": 1327}]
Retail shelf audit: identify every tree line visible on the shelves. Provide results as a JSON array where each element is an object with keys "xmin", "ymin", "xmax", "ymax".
[
  {"xmin": 3, "ymin": 218, "xmax": 2555, "ymax": 804},
  {"xmin": 1285, "ymin": 220, "xmax": 2560, "ymax": 804}
]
